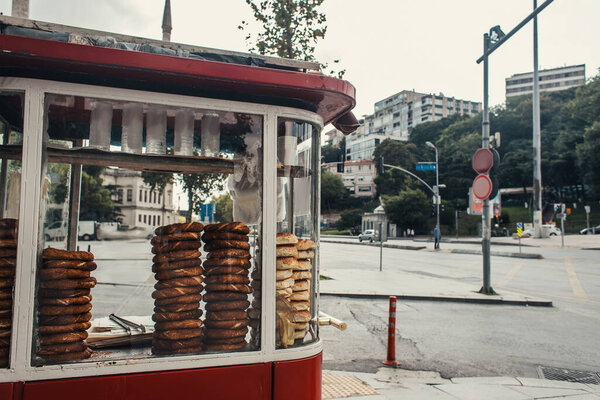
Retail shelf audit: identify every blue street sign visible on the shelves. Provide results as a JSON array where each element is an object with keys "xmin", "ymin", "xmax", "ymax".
[
  {"xmin": 516, "ymin": 222, "xmax": 522, "ymax": 230},
  {"xmin": 416, "ymin": 163, "xmax": 436, "ymax": 171}
]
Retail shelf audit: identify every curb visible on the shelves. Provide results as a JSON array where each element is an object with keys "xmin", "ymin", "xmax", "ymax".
[
  {"xmin": 320, "ymin": 292, "xmax": 553, "ymax": 307},
  {"xmin": 321, "ymin": 239, "xmax": 543, "ymax": 259},
  {"xmin": 449, "ymin": 248, "xmax": 543, "ymax": 259}
]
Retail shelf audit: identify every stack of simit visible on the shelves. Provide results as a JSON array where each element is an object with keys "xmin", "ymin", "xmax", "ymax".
[
  {"xmin": 202, "ymin": 222, "xmax": 252, "ymax": 352},
  {"xmin": 0, "ymin": 218, "xmax": 17, "ymax": 367},
  {"xmin": 151, "ymin": 222, "xmax": 204, "ymax": 356},
  {"xmin": 275, "ymin": 233, "xmax": 297, "ymax": 300},
  {"xmin": 38, "ymin": 247, "xmax": 96, "ymax": 362},
  {"xmin": 248, "ymin": 246, "xmax": 260, "ymax": 347},
  {"xmin": 291, "ymin": 239, "xmax": 315, "ymax": 340}
]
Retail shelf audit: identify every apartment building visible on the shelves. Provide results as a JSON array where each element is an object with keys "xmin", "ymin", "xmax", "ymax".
[
  {"xmin": 345, "ymin": 90, "xmax": 481, "ymax": 161},
  {"xmin": 323, "ymin": 159, "xmax": 376, "ymax": 198},
  {"xmin": 506, "ymin": 64, "xmax": 585, "ymax": 98},
  {"xmin": 100, "ymin": 167, "xmax": 178, "ymax": 228}
]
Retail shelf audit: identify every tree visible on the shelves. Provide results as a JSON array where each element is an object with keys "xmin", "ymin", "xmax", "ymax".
[
  {"xmin": 321, "ymin": 143, "xmax": 344, "ymax": 164},
  {"xmin": 383, "ymin": 188, "xmax": 430, "ymax": 234},
  {"xmin": 239, "ymin": 0, "xmax": 344, "ymax": 77},
  {"xmin": 337, "ymin": 208, "xmax": 362, "ymax": 232},
  {"xmin": 214, "ymin": 193, "xmax": 234, "ymax": 223},
  {"xmin": 577, "ymin": 121, "xmax": 600, "ymax": 199},
  {"xmin": 321, "ymin": 169, "xmax": 347, "ymax": 213},
  {"xmin": 179, "ymin": 173, "xmax": 225, "ymax": 222},
  {"xmin": 79, "ymin": 167, "xmax": 119, "ymax": 221},
  {"xmin": 142, "ymin": 171, "xmax": 174, "ymax": 194}
]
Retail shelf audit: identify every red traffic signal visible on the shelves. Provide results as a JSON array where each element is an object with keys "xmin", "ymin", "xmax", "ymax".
[
  {"xmin": 471, "ymin": 148, "xmax": 499, "ymax": 201},
  {"xmin": 472, "ymin": 174, "xmax": 493, "ymax": 200},
  {"xmin": 472, "ymin": 148, "xmax": 494, "ymax": 173}
]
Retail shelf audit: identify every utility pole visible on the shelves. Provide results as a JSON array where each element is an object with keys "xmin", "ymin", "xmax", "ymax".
[
  {"xmin": 475, "ymin": 0, "xmax": 554, "ymax": 294},
  {"xmin": 532, "ymin": 0, "xmax": 543, "ymax": 238},
  {"xmin": 426, "ymin": 141, "xmax": 440, "ymax": 236}
]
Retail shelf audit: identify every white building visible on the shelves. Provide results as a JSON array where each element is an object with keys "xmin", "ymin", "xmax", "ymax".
[
  {"xmin": 323, "ymin": 159, "xmax": 376, "ymax": 198},
  {"xmin": 505, "ymin": 64, "xmax": 585, "ymax": 98},
  {"xmin": 100, "ymin": 168, "xmax": 178, "ymax": 228},
  {"xmin": 345, "ymin": 90, "xmax": 481, "ymax": 161}
]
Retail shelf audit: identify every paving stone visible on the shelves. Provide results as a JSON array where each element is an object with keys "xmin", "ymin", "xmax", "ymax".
[
  {"xmin": 450, "ymin": 376, "xmax": 521, "ymax": 385},
  {"xmin": 434, "ymin": 382, "xmax": 531, "ymax": 400}
]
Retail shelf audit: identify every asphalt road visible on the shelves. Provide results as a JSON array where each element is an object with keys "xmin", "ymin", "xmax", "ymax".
[
  {"xmin": 80, "ymin": 237, "xmax": 600, "ymax": 379},
  {"xmin": 319, "ymin": 239, "xmax": 600, "ymax": 378}
]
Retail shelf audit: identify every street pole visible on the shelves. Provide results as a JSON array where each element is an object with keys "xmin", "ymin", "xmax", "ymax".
[
  {"xmin": 455, "ymin": 209, "xmax": 459, "ymax": 239},
  {"xmin": 532, "ymin": 0, "xmax": 543, "ymax": 238},
  {"xmin": 434, "ymin": 146, "xmax": 440, "ymax": 236},
  {"xmin": 379, "ymin": 222, "xmax": 383, "ymax": 272},
  {"xmin": 480, "ymin": 33, "xmax": 493, "ymax": 295}
]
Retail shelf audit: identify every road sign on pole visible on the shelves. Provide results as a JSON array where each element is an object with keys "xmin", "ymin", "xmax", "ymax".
[{"xmin": 416, "ymin": 162, "xmax": 436, "ymax": 171}]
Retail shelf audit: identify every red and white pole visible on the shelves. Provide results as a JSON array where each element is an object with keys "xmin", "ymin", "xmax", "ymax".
[{"xmin": 382, "ymin": 296, "xmax": 399, "ymax": 367}]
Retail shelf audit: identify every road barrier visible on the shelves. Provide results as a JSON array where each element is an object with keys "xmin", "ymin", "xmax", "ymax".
[{"xmin": 383, "ymin": 296, "xmax": 399, "ymax": 367}]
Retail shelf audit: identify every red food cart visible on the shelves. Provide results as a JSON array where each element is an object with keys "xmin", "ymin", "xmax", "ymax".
[{"xmin": 0, "ymin": 13, "xmax": 357, "ymax": 400}]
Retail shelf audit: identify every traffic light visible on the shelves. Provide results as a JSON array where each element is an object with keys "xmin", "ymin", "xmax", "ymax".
[
  {"xmin": 376, "ymin": 156, "xmax": 385, "ymax": 175},
  {"xmin": 471, "ymin": 148, "xmax": 500, "ymax": 201}
]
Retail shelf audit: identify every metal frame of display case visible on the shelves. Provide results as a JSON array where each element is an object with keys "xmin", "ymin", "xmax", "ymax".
[{"xmin": 0, "ymin": 78, "xmax": 323, "ymax": 382}]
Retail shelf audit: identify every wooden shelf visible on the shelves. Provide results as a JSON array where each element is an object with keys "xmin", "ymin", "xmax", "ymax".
[{"xmin": 0, "ymin": 144, "xmax": 311, "ymax": 177}]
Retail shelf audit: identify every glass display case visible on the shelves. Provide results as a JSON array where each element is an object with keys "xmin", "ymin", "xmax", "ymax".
[{"xmin": 0, "ymin": 14, "xmax": 356, "ymax": 400}]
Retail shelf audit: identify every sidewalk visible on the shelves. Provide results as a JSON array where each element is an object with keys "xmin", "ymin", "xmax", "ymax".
[{"xmin": 322, "ymin": 368, "xmax": 600, "ymax": 399}]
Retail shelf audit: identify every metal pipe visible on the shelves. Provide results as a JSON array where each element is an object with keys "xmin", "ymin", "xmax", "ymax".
[
  {"xmin": 532, "ymin": 0, "xmax": 543, "ymax": 238},
  {"xmin": 481, "ymin": 33, "xmax": 493, "ymax": 294},
  {"xmin": 476, "ymin": 0, "xmax": 554, "ymax": 64}
]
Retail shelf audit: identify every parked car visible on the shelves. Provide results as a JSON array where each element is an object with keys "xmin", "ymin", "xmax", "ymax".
[
  {"xmin": 78, "ymin": 220, "xmax": 96, "ymax": 241},
  {"xmin": 358, "ymin": 229, "xmax": 377, "ymax": 242},
  {"xmin": 44, "ymin": 221, "xmax": 67, "ymax": 241},
  {"xmin": 96, "ymin": 222, "xmax": 153, "ymax": 240},
  {"xmin": 521, "ymin": 225, "xmax": 561, "ymax": 237},
  {"xmin": 579, "ymin": 224, "xmax": 600, "ymax": 234}
]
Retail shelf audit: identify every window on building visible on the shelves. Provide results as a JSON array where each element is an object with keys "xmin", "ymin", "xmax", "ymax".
[
  {"xmin": 143, "ymin": 215, "xmax": 147, "ymax": 223},
  {"xmin": 157, "ymin": 216, "xmax": 161, "ymax": 226},
  {"xmin": 152, "ymin": 215, "xmax": 156, "ymax": 226},
  {"xmin": 138, "ymin": 215, "xmax": 141, "ymax": 222},
  {"xmin": 144, "ymin": 191, "xmax": 147, "ymax": 202},
  {"xmin": 158, "ymin": 194, "xmax": 161, "ymax": 204},
  {"xmin": 127, "ymin": 189, "xmax": 133, "ymax": 202},
  {"xmin": 116, "ymin": 189, "xmax": 123, "ymax": 204},
  {"xmin": 139, "ymin": 189, "xmax": 143, "ymax": 202}
]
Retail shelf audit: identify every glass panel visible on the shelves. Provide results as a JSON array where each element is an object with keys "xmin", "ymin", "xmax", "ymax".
[
  {"xmin": 275, "ymin": 118, "xmax": 319, "ymax": 349},
  {"xmin": 0, "ymin": 91, "xmax": 24, "ymax": 369},
  {"xmin": 33, "ymin": 94, "xmax": 262, "ymax": 365}
]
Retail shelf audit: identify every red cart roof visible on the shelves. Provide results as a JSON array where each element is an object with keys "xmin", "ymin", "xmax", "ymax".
[{"xmin": 0, "ymin": 16, "xmax": 358, "ymax": 132}]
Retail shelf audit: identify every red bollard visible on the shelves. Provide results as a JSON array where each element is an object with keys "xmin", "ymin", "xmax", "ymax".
[{"xmin": 382, "ymin": 296, "xmax": 399, "ymax": 367}]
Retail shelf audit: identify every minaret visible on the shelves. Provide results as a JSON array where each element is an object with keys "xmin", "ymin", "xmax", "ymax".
[
  {"xmin": 162, "ymin": 0, "xmax": 172, "ymax": 42},
  {"xmin": 12, "ymin": 0, "xmax": 29, "ymax": 18}
]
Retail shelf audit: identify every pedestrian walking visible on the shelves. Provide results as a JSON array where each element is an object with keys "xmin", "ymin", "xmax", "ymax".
[{"xmin": 433, "ymin": 227, "xmax": 441, "ymax": 249}]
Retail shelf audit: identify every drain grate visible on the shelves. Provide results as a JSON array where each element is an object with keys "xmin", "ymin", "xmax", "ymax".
[{"xmin": 538, "ymin": 366, "xmax": 600, "ymax": 385}]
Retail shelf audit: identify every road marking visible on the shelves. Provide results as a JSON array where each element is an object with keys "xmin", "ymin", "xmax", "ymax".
[
  {"xmin": 565, "ymin": 257, "xmax": 588, "ymax": 300},
  {"xmin": 498, "ymin": 260, "xmax": 524, "ymax": 287},
  {"xmin": 449, "ymin": 259, "xmax": 479, "ymax": 277}
]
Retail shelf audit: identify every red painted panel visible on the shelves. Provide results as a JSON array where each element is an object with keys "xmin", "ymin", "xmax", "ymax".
[
  {"xmin": 0, "ymin": 35, "xmax": 355, "ymax": 125},
  {"xmin": 273, "ymin": 353, "xmax": 322, "ymax": 400},
  {"xmin": 0, "ymin": 383, "xmax": 12, "ymax": 400},
  {"xmin": 23, "ymin": 363, "xmax": 271, "ymax": 400}
]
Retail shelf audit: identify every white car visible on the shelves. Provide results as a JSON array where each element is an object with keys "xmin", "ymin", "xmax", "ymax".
[
  {"xmin": 522, "ymin": 225, "xmax": 561, "ymax": 237},
  {"xmin": 358, "ymin": 229, "xmax": 377, "ymax": 242}
]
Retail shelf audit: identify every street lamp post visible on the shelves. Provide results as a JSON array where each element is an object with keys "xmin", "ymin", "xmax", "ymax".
[{"xmin": 425, "ymin": 141, "xmax": 440, "ymax": 235}]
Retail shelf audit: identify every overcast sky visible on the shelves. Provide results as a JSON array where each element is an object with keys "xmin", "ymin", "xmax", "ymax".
[{"xmin": 1, "ymin": 0, "xmax": 598, "ymax": 118}]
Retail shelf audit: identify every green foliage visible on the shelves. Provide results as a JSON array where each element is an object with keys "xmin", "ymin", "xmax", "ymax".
[
  {"xmin": 214, "ymin": 193, "xmax": 234, "ymax": 223},
  {"xmin": 383, "ymin": 188, "xmax": 430, "ymax": 233},
  {"xmin": 142, "ymin": 171, "xmax": 174, "ymax": 194},
  {"xmin": 321, "ymin": 169, "xmax": 347, "ymax": 213},
  {"xmin": 79, "ymin": 170, "xmax": 117, "ymax": 221},
  {"xmin": 179, "ymin": 173, "xmax": 226, "ymax": 222},
  {"xmin": 240, "ymin": 0, "xmax": 345, "ymax": 77},
  {"xmin": 321, "ymin": 143, "xmax": 344, "ymax": 164},
  {"xmin": 240, "ymin": 0, "xmax": 326, "ymax": 60},
  {"xmin": 336, "ymin": 208, "xmax": 362, "ymax": 231}
]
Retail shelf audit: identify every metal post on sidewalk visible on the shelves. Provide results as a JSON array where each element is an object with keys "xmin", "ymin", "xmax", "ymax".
[
  {"xmin": 379, "ymin": 223, "xmax": 383, "ymax": 272},
  {"xmin": 560, "ymin": 216, "xmax": 565, "ymax": 248},
  {"xmin": 383, "ymin": 296, "xmax": 399, "ymax": 367}
]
